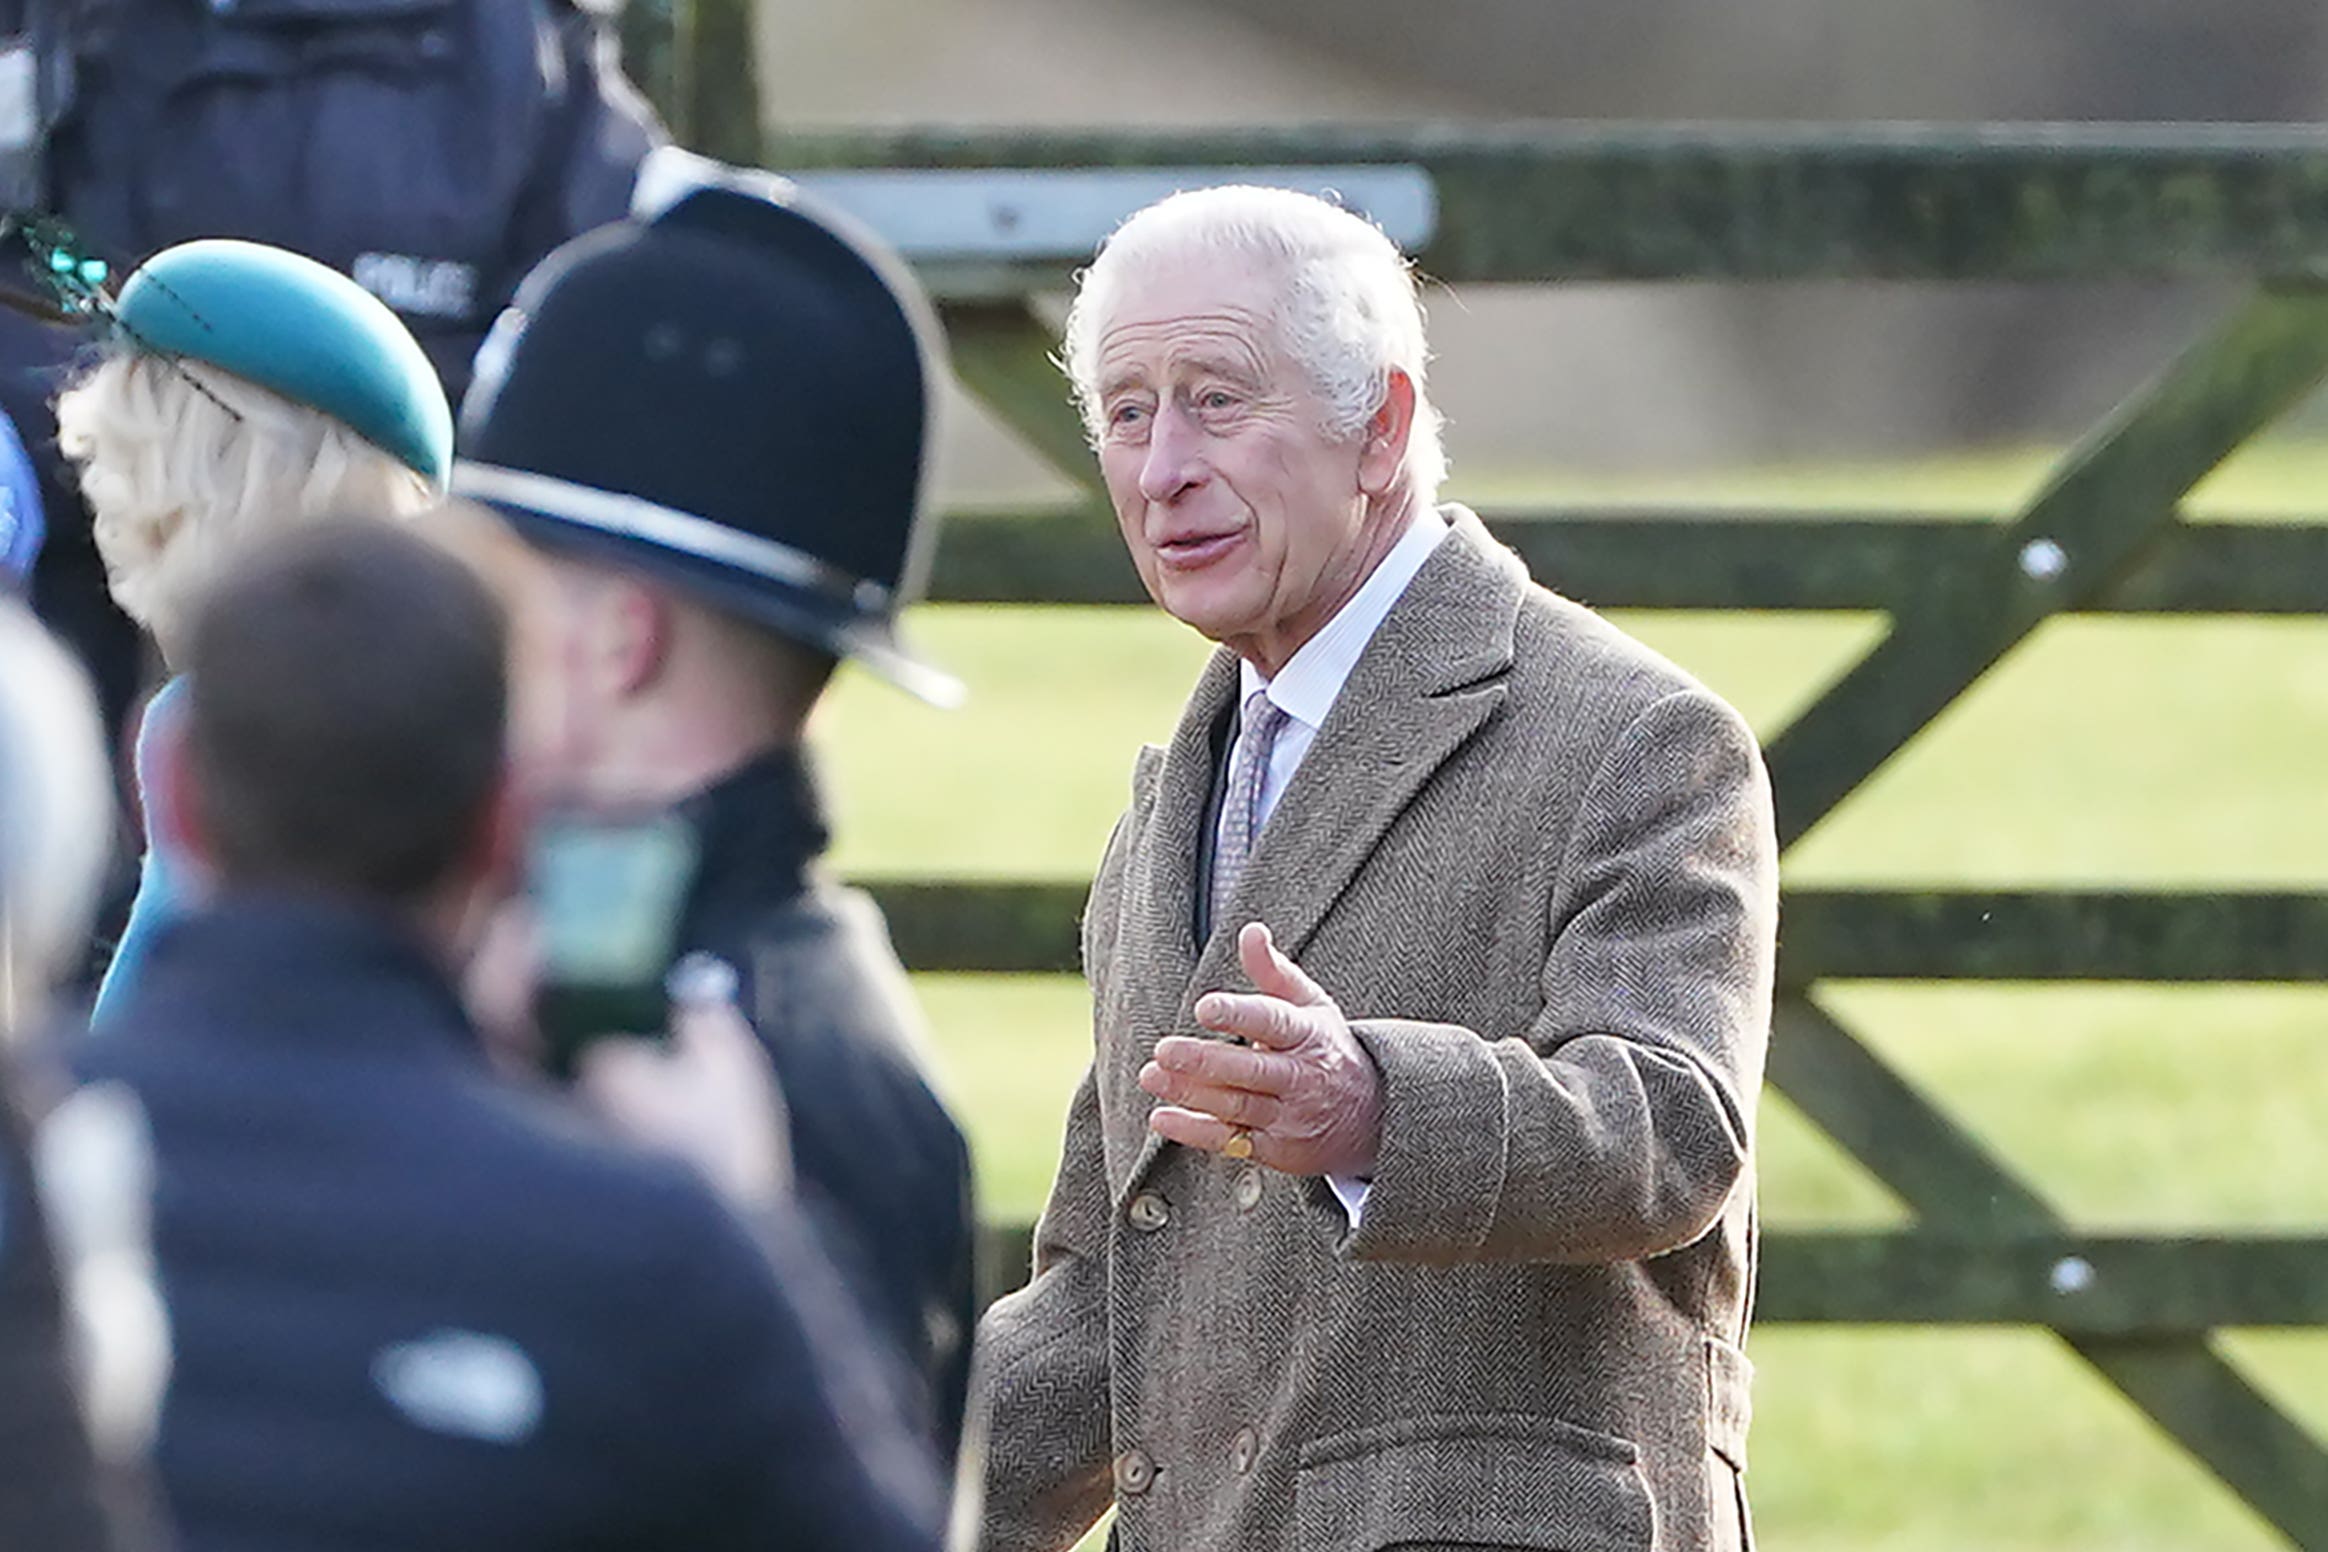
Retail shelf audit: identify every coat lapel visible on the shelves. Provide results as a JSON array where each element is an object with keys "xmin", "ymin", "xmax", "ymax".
[
  {"xmin": 1123, "ymin": 648, "xmax": 1241, "ymax": 1010},
  {"xmin": 1108, "ymin": 650, "xmax": 1239, "ymax": 1202},
  {"xmin": 1206, "ymin": 513, "xmax": 1524, "ymax": 978}
]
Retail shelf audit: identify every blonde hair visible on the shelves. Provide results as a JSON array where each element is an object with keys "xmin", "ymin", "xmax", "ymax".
[{"xmin": 56, "ymin": 352, "xmax": 436, "ymax": 656}]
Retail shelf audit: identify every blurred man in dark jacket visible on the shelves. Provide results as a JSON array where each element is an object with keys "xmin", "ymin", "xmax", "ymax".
[
  {"xmin": 455, "ymin": 152, "xmax": 979, "ymax": 1462},
  {"xmin": 78, "ymin": 521, "xmax": 945, "ymax": 1552}
]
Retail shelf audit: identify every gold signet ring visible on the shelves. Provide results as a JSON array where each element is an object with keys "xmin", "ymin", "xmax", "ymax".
[{"xmin": 1222, "ymin": 1129, "xmax": 1255, "ymax": 1161}]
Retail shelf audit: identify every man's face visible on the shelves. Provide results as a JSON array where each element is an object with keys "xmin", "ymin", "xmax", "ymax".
[
  {"xmin": 516, "ymin": 555, "xmax": 695, "ymax": 815},
  {"xmin": 1092, "ymin": 256, "xmax": 1389, "ymax": 673}
]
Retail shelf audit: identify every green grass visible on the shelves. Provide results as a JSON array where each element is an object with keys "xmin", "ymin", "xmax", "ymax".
[{"xmin": 818, "ymin": 444, "xmax": 2328, "ymax": 1550}]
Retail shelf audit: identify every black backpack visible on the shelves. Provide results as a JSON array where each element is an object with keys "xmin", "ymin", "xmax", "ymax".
[{"xmin": 42, "ymin": 0, "xmax": 663, "ymax": 397}]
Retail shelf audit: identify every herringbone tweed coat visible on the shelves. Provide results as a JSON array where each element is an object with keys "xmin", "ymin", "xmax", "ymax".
[{"xmin": 973, "ymin": 511, "xmax": 1778, "ymax": 1552}]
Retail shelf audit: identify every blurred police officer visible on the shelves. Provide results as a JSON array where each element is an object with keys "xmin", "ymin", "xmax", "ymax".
[
  {"xmin": 0, "ymin": 0, "xmax": 663, "ymax": 786},
  {"xmin": 77, "ymin": 521, "xmax": 946, "ymax": 1552},
  {"xmin": 454, "ymin": 150, "xmax": 979, "ymax": 1460},
  {"xmin": 20, "ymin": 0, "xmax": 659, "ymax": 406}
]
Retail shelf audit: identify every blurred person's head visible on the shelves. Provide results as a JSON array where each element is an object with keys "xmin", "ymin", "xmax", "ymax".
[
  {"xmin": 401, "ymin": 500, "xmax": 804, "ymax": 820},
  {"xmin": 163, "ymin": 521, "xmax": 514, "ymax": 957},
  {"xmin": 454, "ymin": 152, "xmax": 958, "ymax": 812},
  {"xmin": 407, "ymin": 499, "xmax": 574, "ymax": 793},
  {"xmin": 56, "ymin": 239, "xmax": 453, "ymax": 664},
  {"xmin": 421, "ymin": 497, "xmax": 838, "ymax": 819},
  {"xmin": 0, "ymin": 602, "xmax": 113, "ymax": 1032},
  {"xmin": 0, "ymin": 609, "xmax": 168, "ymax": 1506},
  {"xmin": 514, "ymin": 547, "xmax": 836, "ymax": 812},
  {"xmin": 1061, "ymin": 185, "xmax": 1442, "ymax": 675}
]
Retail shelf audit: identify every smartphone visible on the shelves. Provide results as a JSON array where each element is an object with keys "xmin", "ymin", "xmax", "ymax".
[{"xmin": 526, "ymin": 809, "xmax": 702, "ymax": 1080}]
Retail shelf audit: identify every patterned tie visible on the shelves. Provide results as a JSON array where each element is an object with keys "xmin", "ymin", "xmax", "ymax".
[{"xmin": 1212, "ymin": 688, "xmax": 1291, "ymax": 929}]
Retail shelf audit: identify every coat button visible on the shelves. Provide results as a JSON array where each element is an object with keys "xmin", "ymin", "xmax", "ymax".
[
  {"xmin": 1234, "ymin": 1169, "xmax": 1264, "ymax": 1211},
  {"xmin": 1231, "ymin": 1427, "xmax": 1258, "ymax": 1475},
  {"xmin": 1128, "ymin": 1192, "xmax": 1170, "ymax": 1231},
  {"xmin": 1115, "ymin": 1448, "xmax": 1157, "ymax": 1496}
]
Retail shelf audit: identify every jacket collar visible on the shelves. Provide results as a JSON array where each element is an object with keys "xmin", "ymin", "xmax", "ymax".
[
  {"xmin": 1239, "ymin": 505, "xmax": 1451, "ymax": 733},
  {"xmin": 676, "ymin": 744, "xmax": 831, "ymax": 939},
  {"xmin": 119, "ymin": 890, "xmax": 479, "ymax": 1059},
  {"xmin": 1227, "ymin": 507, "xmax": 1518, "ymax": 964}
]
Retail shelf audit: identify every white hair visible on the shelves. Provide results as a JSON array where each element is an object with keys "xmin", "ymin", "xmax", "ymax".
[
  {"xmin": 56, "ymin": 353, "xmax": 436, "ymax": 658},
  {"xmin": 0, "ymin": 601, "xmax": 112, "ymax": 1033},
  {"xmin": 1061, "ymin": 184, "xmax": 1447, "ymax": 496}
]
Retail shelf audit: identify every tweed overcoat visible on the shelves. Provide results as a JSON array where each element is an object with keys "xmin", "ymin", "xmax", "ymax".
[{"xmin": 973, "ymin": 511, "xmax": 1779, "ymax": 1552}]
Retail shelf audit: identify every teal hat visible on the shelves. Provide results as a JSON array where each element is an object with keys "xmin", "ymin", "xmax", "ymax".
[{"xmin": 112, "ymin": 240, "xmax": 453, "ymax": 488}]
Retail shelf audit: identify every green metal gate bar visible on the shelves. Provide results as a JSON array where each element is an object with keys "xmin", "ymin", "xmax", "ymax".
[
  {"xmin": 925, "ymin": 508, "xmax": 2328, "ymax": 612},
  {"xmin": 862, "ymin": 883, "xmax": 2328, "ymax": 983},
  {"xmin": 622, "ymin": 19, "xmax": 2328, "ymax": 1537},
  {"xmin": 768, "ymin": 122, "xmax": 2328, "ymax": 284}
]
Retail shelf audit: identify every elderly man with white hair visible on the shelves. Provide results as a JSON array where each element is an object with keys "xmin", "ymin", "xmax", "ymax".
[{"xmin": 970, "ymin": 186, "xmax": 1779, "ymax": 1552}]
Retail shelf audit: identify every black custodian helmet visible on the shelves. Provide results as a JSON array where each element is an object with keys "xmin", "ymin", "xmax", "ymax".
[{"xmin": 453, "ymin": 149, "xmax": 961, "ymax": 706}]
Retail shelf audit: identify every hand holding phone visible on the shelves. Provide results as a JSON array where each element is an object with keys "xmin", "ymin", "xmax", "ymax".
[{"xmin": 574, "ymin": 956, "xmax": 792, "ymax": 1211}]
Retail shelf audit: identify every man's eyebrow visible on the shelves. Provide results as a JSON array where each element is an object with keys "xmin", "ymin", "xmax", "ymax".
[
  {"xmin": 1179, "ymin": 352, "xmax": 1265, "ymax": 387},
  {"xmin": 1097, "ymin": 366, "xmax": 1150, "ymax": 400}
]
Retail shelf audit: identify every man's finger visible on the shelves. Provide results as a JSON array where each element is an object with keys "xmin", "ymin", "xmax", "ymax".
[
  {"xmin": 1138, "ymin": 1067, "xmax": 1283, "ymax": 1130},
  {"xmin": 1148, "ymin": 1106, "xmax": 1293, "ymax": 1172},
  {"xmin": 667, "ymin": 998, "xmax": 763, "ymax": 1079},
  {"xmin": 1193, "ymin": 990, "xmax": 1308, "ymax": 1051},
  {"xmin": 1237, "ymin": 921, "xmax": 1331, "ymax": 1008},
  {"xmin": 1152, "ymin": 1035, "xmax": 1299, "ymax": 1095},
  {"xmin": 574, "ymin": 1036, "xmax": 677, "ymax": 1132},
  {"xmin": 575, "ymin": 1034, "xmax": 664, "ymax": 1091}
]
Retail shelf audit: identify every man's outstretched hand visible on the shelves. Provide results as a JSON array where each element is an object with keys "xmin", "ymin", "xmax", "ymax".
[{"xmin": 1139, "ymin": 922, "xmax": 1384, "ymax": 1179}]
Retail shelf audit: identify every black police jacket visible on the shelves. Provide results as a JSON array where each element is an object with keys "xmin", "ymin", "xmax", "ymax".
[
  {"xmin": 674, "ymin": 748, "xmax": 978, "ymax": 1463},
  {"xmin": 45, "ymin": 0, "xmax": 662, "ymax": 403},
  {"xmin": 78, "ymin": 892, "xmax": 945, "ymax": 1552},
  {"xmin": 12, "ymin": 0, "xmax": 665, "ymax": 775}
]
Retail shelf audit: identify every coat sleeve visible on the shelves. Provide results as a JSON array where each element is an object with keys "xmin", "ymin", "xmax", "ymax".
[
  {"xmin": 967, "ymin": 819, "xmax": 1133, "ymax": 1552},
  {"xmin": 1344, "ymin": 687, "xmax": 1778, "ymax": 1266}
]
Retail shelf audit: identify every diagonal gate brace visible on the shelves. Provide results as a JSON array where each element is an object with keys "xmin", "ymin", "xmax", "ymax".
[
  {"xmin": 1771, "ymin": 995, "xmax": 2328, "ymax": 1545},
  {"xmin": 1765, "ymin": 287, "xmax": 2328, "ymax": 849}
]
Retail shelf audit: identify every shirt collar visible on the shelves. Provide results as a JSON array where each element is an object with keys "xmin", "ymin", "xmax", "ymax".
[{"xmin": 1240, "ymin": 504, "xmax": 1451, "ymax": 730}]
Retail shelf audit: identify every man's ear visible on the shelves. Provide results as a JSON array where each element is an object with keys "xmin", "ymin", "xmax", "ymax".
[
  {"xmin": 604, "ymin": 577, "xmax": 673, "ymax": 698},
  {"xmin": 1357, "ymin": 369, "xmax": 1419, "ymax": 498},
  {"xmin": 467, "ymin": 765, "xmax": 527, "ymax": 901}
]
